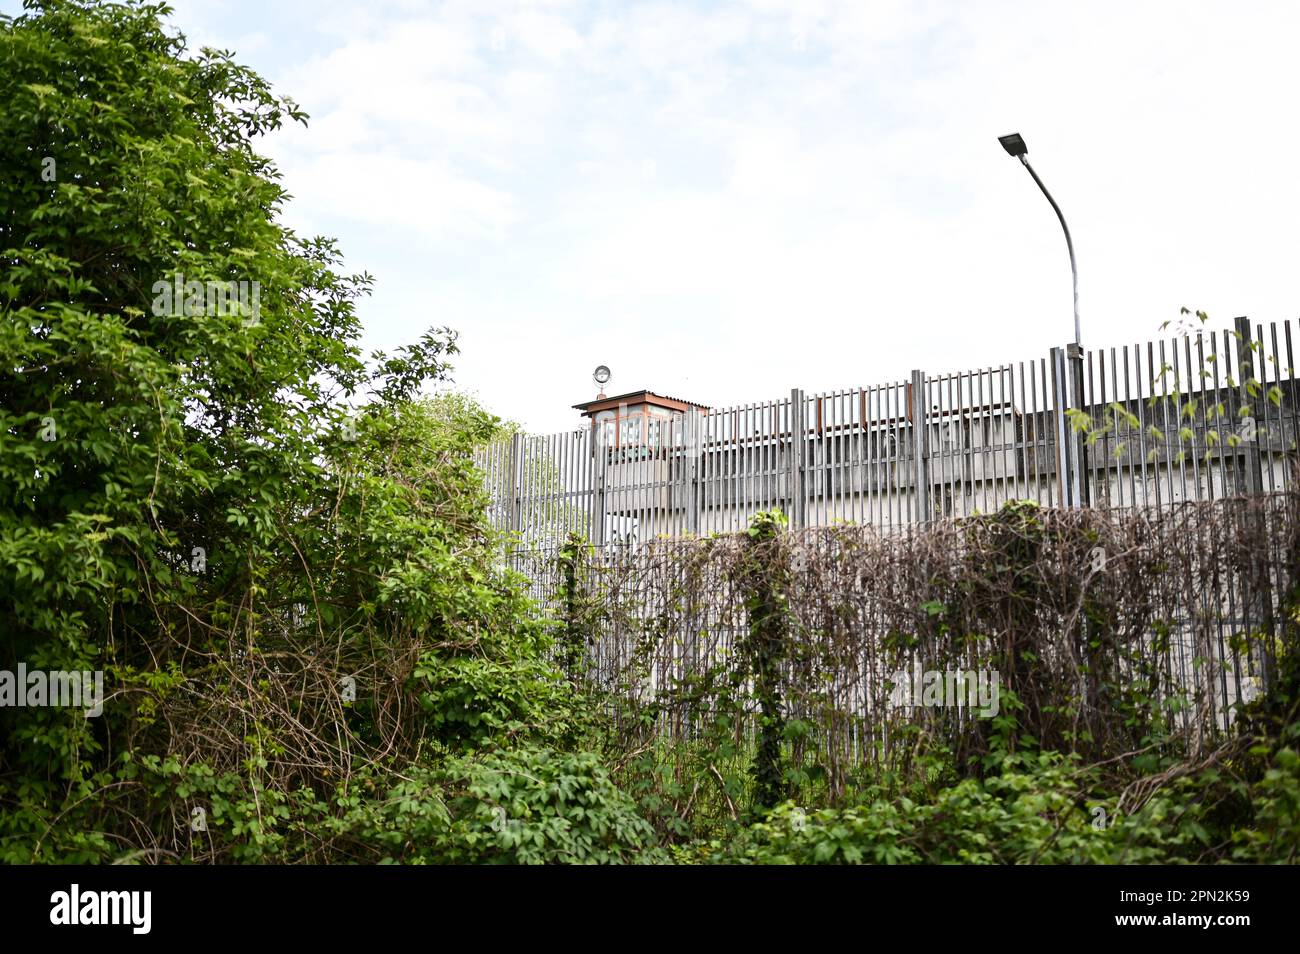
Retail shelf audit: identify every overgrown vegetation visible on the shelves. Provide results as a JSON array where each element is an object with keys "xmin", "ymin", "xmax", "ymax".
[
  {"xmin": 2, "ymin": 0, "xmax": 1297, "ymax": 864},
  {"xmin": 565, "ymin": 495, "xmax": 1300, "ymax": 862}
]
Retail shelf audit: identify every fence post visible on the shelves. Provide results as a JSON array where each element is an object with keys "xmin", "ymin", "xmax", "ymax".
[
  {"xmin": 508, "ymin": 432, "xmax": 523, "ymax": 535},
  {"xmin": 1235, "ymin": 316, "xmax": 1265, "ymax": 497},
  {"xmin": 1234, "ymin": 316, "xmax": 1275, "ymax": 694},
  {"xmin": 684, "ymin": 409, "xmax": 701, "ymax": 535},
  {"xmin": 590, "ymin": 427, "xmax": 606, "ymax": 547},
  {"xmin": 1050, "ymin": 347, "xmax": 1075, "ymax": 507},
  {"xmin": 910, "ymin": 370, "xmax": 930, "ymax": 523},
  {"xmin": 788, "ymin": 389, "xmax": 806, "ymax": 529},
  {"xmin": 1067, "ymin": 342, "xmax": 1089, "ymax": 506}
]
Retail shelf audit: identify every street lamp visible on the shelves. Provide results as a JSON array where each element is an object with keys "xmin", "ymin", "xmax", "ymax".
[
  {"xmin": 1000, "ymin": 131, "xmax": 1088, "ymax": 507},
  {"xmin": 999, "ymin": 132, "xmax": 1080, "ymax": 348}
]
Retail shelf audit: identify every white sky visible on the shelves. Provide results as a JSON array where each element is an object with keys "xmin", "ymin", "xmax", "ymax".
[{"xmin": 38, "ymin": 1, "xmax": 1300, "ymax": 431}]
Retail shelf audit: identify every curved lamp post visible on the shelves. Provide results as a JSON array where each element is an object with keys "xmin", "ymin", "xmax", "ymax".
[
  {"xmin": 1000, "ymin": 131, "xmax": 1087, "ymax": 506},
  {"xmin": 998, "ymin": 132, "xmax": 1080, "ymax": 348}
]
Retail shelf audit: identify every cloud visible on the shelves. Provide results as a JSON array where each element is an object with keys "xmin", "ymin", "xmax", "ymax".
[
  {"xmin": 144, "ymin": 0, "xmax": 1300, "ymax": 433},
  {"xmin": 276, "ymin": 151, "xmax": 518, "ymax": 240}
]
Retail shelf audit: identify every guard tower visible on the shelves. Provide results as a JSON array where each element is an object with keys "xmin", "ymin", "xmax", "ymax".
[
  {"xmin": 572, "ymin": 381, "xmax": 709, "ymax": 545},
  {"xmin": 572, "ymin": 389, "xmax": 709, "ymax": 453}
]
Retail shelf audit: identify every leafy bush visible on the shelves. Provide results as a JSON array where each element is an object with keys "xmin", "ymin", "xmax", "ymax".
[
  {"xmin": 682, "ymin": 752, "xmax": 1113, "ymax": 865},
  {"xmin": 330, "ymin": 747, "xmax": 662, "ymax": 865},
  {"xmin": 427, "ymin": 747, "xmax": 664, "ymax": 864},
  {"xmin": 675, "ymin": 738, "xmax": 1300, "ymax": 865}
]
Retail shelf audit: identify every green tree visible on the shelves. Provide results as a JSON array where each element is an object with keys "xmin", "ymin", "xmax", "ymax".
[{"xmin": 0, "ymin": 0, "xmax": 591, "ymax": 863}]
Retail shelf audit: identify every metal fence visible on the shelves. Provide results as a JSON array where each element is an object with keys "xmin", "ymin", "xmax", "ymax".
[
  {"xmin": 473, "ymin": 318, "xmax": 1299, "ymax": 751},
  {"xmin": 548, "ymin": 496, "xmax": 1288, "ymax": 767},
  {"xmin": 477, "ymin": 316, "xmax": 1300, "ymax": 556}
]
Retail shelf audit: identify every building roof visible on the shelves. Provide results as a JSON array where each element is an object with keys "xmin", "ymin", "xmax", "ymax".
[{"xmin": 572, "ymin": 389, "xmax": 709, "ymax": 415}]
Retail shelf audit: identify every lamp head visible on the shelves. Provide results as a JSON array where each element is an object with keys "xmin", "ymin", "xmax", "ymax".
[{"xmin": 998, "ymin": 132, "xmax": 1028, "ymax": 158}]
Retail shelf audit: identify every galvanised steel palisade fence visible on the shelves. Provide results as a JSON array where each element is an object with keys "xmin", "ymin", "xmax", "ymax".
[
  {"xmin": 478, "ymin": 317, "xmax": 1300, "ymax": 558},
  {"xmin": 474, "ymin": 318, "xmax": 1300, "ymax": 748}
]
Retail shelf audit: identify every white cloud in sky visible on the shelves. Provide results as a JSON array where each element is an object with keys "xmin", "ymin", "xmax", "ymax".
[{"xmin": 148, "ymin": 0, "xmax": 1300, "ymax": 431}]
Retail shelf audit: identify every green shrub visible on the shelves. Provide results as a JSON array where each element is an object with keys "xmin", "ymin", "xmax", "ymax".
[
  {"xmin": 341, "ymin": 747, "xmax": 663, "ymax": 865},
  {"xmin": 681, "ymin": 742, "xmax": 1300, "ymax": 865}
]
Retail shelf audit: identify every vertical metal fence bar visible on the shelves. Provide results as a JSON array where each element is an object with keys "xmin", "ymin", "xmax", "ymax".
[
  {"xmin": 700, "ymin": 410, "xmax": 710, "ymax": 536},
  {"xmin": 508, "ymin": 432, "xmax": 523, "ymax": 541},
  {"xmin": 832, "ymin": 389, "xmax": 842, "ymax": 522},
  {"xmin": 1015, "ymin": 361, "xmax": 1027, "ymax": 503},
  {"xmin": 1137, "ymin": 342, "xmax": 1153, "ymax": 507},
  {"xmin": 731, "ymin": 404, "xmax": 741, "ymax": 532},
  {"xmin": 1195, "ymin": 334, "xmax": 1211, "ymax": 503},
  {"xmin": 890, "ymin": 383, "xmax": 899, "ymax": 526},
  {"xmin": 1254, "ymin": 320, "xmax": 1274, "ymax": 494},
  {"xmin": 788, "ymin": 389, "xmax": 805, "ymax": 530},
  {"xmin": 976, "ymin": 368, "xmax": 986, "ymax": 513},
  {"xmin": 1212, "ymin": 327, "xmax": 1226, "ymax": 498},
  {"xmin": 1050, "ymin": 347, "xmax": 1067, "ymax": 507},
  {"xmin": 910, "ymin": 371, "xmax": 929, "ymax": 524},
  {"xmin": 947, "ymin": 373, "xmax": 957, "ymax": 515},
  {"xmin": 1265, "ymin": 322, "xmax": 1281, "ymax": 494},
  {"xmin": 1089, "ymin": 348, "xmax": 1103, "ymax": 505},
  {"xmin": 1036, "ymin": 356, "xmax": 1049, "ymax": 506},
  {"xmin": 1169, "ymin": 338, "xmax": 1187, "ymax": 502},
  {"xmin": 1235, "ymin": 317, "xmax": 1264, "ymax": 498},
  {"xmin": 1286, "ymin": 322, "xmax": 1297, "ymax": 492},
  {"xmin": 844, "ymin": 391, "xmax": 853, "ymax": 523},
  {"xmin": 1151, "ymin": 339, "xmax": 1168, "ymax": 507},
  {"xmin": 1107, "ymin": 347, "xmax": 1122, "ymax": 507},
  {"xmin": 1183, "ymin": 335, "xmax": 1202, "ymax": 501}
]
